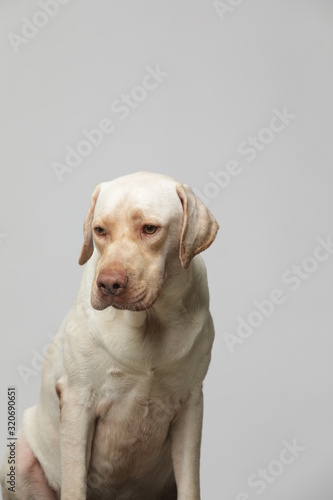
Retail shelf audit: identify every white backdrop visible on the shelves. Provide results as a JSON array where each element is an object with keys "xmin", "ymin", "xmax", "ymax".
[{"xmin": 1, "ymin": 1, "xmax": 333, "ymax": 499}]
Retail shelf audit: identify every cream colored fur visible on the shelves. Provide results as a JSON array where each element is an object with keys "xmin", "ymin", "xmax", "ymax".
[{"xmin": 0, "ymin": 172, "xmax": 219, "ymax": 500}]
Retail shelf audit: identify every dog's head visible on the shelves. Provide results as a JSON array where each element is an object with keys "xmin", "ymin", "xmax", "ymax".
[{"xmin": 79, "ymin": 172, "xmax": 219, "ymax": 311}]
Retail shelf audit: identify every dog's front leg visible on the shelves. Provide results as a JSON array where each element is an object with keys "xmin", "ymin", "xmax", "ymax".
[
  {"xmin": 59, "ymin": 386, "xmax": 94, "ymax": 500},
  {"xmin": 170, "ymin": 390, "xmax": 203, "ymax": 500}
]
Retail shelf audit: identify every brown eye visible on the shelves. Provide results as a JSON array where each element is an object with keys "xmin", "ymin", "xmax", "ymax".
[
  {"xmin": 143, "ymin": 225, "xmax": 157, "ymax": 235},
  {"xmin": 94, "ymin": 226, "xmax": 106, "ymax": 236}
]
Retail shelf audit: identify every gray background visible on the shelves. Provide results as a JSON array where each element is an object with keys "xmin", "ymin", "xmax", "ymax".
[{"xmin": 1, "ymin": 1, "xmax": 333, "ymax": 499}]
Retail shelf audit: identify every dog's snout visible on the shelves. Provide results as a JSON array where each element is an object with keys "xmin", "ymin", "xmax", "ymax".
[{"xmin": 97, "ymin": 270, "xmax": 128, "ymax": 296}]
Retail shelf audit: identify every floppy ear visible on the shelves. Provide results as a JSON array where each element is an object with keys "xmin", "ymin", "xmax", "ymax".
[
  {"xmin": 176, "ymin": 184, "xmax": 219, "ymax": 269},
  {"xmin": 78, "ymin": 185, "xmax": 101, "ymax": 265}
]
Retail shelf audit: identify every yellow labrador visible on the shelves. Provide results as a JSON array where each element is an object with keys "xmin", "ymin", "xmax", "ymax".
[{"xmin": 1, "ymin": 172, "xmax": 219, "ymax": 500}]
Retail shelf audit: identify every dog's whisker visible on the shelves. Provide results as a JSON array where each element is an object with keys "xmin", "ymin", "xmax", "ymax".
[{"xmin": 138, "ymin": 300, "xmax": 150, "ymax": 315}]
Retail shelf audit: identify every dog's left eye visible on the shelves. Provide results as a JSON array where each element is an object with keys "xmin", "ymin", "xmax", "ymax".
[
  {"xmin": 143, "ymin": 225, "xmax": 157, "ymax": 235},
  {"xmin": 94, "ymin": 226, "xmax": 106, "ymax": 236}
]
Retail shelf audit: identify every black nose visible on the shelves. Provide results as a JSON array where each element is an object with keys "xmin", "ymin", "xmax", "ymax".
[{"xmin": 97, "ymin": 270, "xmax": 128, "ymax": 296}]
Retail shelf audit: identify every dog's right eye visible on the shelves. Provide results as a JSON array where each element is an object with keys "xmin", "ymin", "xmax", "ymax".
[{"xmin": 94, "ymin": 227, "xmax": 106, "ymax": 236}]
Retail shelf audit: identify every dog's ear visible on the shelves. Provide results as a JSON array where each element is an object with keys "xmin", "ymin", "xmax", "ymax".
[
  {"xmin": 78, "ymin": 185, "xmax": 101, "ymax": 265},
  {"xmin": 176, "ymin": 184, "xmax": 219, "ymax": 269}
]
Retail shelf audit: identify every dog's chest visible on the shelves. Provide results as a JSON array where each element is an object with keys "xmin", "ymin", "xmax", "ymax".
[{"xmin": 88, "ymin": 365, "xmax": 183, "ymax": 484}]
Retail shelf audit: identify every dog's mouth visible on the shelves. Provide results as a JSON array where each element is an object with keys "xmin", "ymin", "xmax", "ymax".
[
  {"xmin": 91, "ymin": 289, "xmax": 157, "ymax": 312},
  {"xmin": 111, "ymin": 300, "xmax": 155, "ymax": 312}
]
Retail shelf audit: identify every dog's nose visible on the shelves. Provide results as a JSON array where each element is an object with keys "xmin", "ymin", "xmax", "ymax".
[{"xmin": 97, "ymin": 270, "xmax": 128, "ymax": 296}]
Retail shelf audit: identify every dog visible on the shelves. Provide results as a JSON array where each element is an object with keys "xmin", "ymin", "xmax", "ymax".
[{"xmin": 0, "ymin": 171, "xmax": 219, "ymax": 500}]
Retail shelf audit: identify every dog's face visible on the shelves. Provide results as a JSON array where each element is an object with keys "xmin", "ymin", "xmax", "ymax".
[{"xmin": 79, "ymin": 172, "xmax": 219, "ymax": 311}]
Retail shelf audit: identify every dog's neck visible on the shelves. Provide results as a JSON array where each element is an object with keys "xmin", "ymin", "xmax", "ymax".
[
  {"xmin": 74, "ymin": 254, "xmax": 210, "ymax": 370},
  {"xmin": 153, "ymin": 256, "xmax": 210, "ymax": 320}
]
